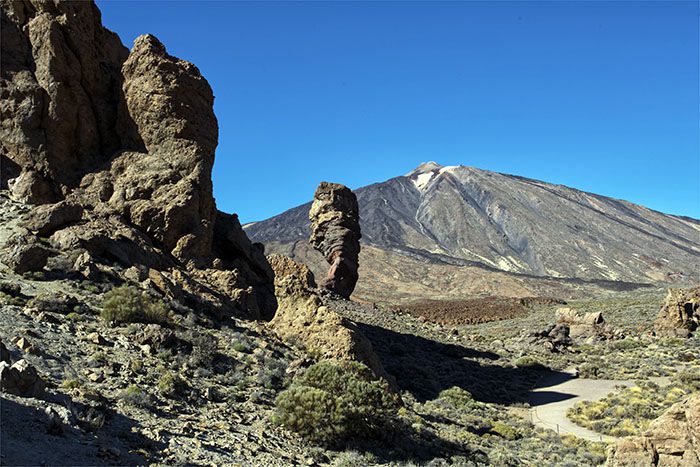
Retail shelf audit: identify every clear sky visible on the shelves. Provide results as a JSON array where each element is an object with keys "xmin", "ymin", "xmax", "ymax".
[{"xmin": 96, "ymin": 0, "xmax": 699, "ymax": 223}]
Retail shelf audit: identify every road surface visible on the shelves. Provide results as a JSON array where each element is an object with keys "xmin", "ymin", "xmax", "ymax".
[{"xmin": 527, "ymin": 371, "xmax": 634, "ymax": 442}]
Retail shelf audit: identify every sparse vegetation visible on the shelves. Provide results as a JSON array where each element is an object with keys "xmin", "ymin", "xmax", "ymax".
[
  {"xmin": 273, "ymin": 360, "xmax": 398, "ymax": 444},
  {"xmin": 100, "ymin": 286, "xmax": 169, "ymax": 325},
  {"xmin": 157, "ymin": 371, "xmax": 189, "ymax": 399},
  {"xmin": 567, "ymin": 371, "xmax": 700, "ymax": 436},
  {"xmin": 118, "ymin": 385, "xmax": 153, "ymax": 409}
]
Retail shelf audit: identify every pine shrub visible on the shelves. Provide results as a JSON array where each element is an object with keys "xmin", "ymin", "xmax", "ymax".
[{"xmin": 273, "ymin": 360, "xmax": 398, "ymax": 444}]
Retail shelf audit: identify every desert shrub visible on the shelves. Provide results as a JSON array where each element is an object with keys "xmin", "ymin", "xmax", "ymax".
[
  {"xmin": 100, "ymin": 286, "xmax": 169, "ymax": 325},
  {"xmin": 490, "ymin": 421, "xmax": 521, "ymax": 440},
  {"xmin": 674, "ymin": 369, "xmax": 700, "ymax": 391},
  {"xmin": 567, "ymin": 380, "xmax": 690, "ymax": 436},
  {"xmin": 272, "ymin": 360, "xmax": 398, "ymax": 444},
  {"xmin": 332, "ymin": 450, "xmax": 377, "ymax": 467},
  {"xmin": 514, "ymin": 356, "xmax": 546, "ymax": 370},
  {"xmin": 609, "ymin": 338, "xmax": 644, "ymax": 351},
  {"xmin": 118, "ymin": 385, "xmax": 153, "ymax": 409},
  {"xmin": 157, "ymin": 372, "xmax": 189, "ymax": 399},
  {"xmin": 438, "ymin": 386, "xmax": 475, "ymax": 409}
]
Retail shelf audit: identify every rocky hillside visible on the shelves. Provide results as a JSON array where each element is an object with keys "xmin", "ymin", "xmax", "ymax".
[{"xmin": 246, "ymin": 162, "xmax": 700, "ymax": 302}]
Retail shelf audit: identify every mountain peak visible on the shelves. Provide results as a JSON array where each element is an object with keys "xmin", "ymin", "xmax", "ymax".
[{"xmin": 406, "ymin": 161, "xmax": 443, "ymax": 176}]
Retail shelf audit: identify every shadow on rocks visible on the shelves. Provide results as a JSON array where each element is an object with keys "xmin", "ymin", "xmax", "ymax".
[{"xmin": 1, "ymin": 392, "xmax": 164, "ymax": 466}]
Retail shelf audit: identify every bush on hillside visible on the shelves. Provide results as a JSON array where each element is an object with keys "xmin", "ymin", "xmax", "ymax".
[
  {"xmin": 273, "ymin": 360, "xmax": 398, "ymax": 444},
  {"xmin": 101, "ymin": 285, "xmax": 169, "ymax": 325}
]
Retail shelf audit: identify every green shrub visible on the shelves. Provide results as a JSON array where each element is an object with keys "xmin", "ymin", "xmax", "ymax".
[
  {"xmin": 514, "ymin": 356, "xmax": 546, "ymax": 370},
  {"xmin": 272, "ymin": 360, "xmax": 398, "ymax": 444},
  {"xmin": 490, "ymin": 421, "xmax": 521, "ymax": 440},
  {"xmin": 100, "ymin": 286, "xmax": 169, "ymax": 325},
  {"xmin": 438, "ymin": 386, "xmax": 475, "ymax": 409},
  {"xmin": 157, "ymin": 372, "xmax": 189, "ymax": 398}
]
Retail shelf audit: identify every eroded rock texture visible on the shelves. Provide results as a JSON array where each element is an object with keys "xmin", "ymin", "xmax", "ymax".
[
  {"xmin": 606, "ymin": 395, "xmax": 700, "ymax": 466},
  {"xmin": 267, "ymin": 254, "xmax": 389, "ymax": 381},
  {"xmin": 0, "ymin": 0, "xmax": 274, "ymax": 319},
  {"xmin": 654, "ymin": 287, "xmax": 700, "ymax": 338},
  {"xmin": 308, "ymin": 182, "xmax": 361, "ymax": 298}
]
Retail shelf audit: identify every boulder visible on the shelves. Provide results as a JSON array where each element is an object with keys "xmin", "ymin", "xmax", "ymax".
[
  {"xmin": 654, "ymin": 287, "xmax": 699, "ymax": 338},
  {"xmin": 0, "ymin": 358, "xmax": 45, "ymax": 398},
  {"xmin": 23, "ymin": 201, "xmax": 83, "ymax": 237},
  {"xmin": 7, "ymin": 171, "xmax": 57, "ymax": 204},
  {"xmin": 267, "ymin": 254, "xmax": 389, "ymax": 381},
  {"xmin": 606, "ymin": 394, "xmax": 700, "ymax": 466},
  {"xmin": 556, "ymin": 307, "xmax": 610, "ymax": 339},
  {"xmin": 3, "ymin": 230, "xmax": 50, "ymax": 274},
  {"xmin": 308, "ymin": 182, "xmax": 361, "ymax": 298}
]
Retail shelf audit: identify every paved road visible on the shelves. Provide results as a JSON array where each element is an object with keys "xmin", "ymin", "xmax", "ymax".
[{"xmin": 527, "ymin": 371, "xmax": 634, "ymax": 442}]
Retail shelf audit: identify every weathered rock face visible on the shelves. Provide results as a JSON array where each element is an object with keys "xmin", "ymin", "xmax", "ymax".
[
  {"xmin": 654, "ymin": 287, "xmax": 699, "ymax": 338},
  {"xmin": 308, "ymin": 182, "xmax": 361, "ymax": 298},
  {"xmin": 267, "ymin": 254, "xmax": 389, "ymax": 381},
  {"xmin": 1, "ymin": 0, "xmax": 129, "ymax": 195},
  {"xmin": 606, "ymin": 394, "xmax": 700, "ymax": 466},
  {"xmin": 0, "ymin": 0, "xmax": 274, "ymax": 319}
]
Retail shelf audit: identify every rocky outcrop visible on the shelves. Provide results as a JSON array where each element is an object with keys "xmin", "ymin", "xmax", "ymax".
[
  {"xmin": 1, "ymin": 0, "xmax": 129, "ymax": 196},
  {"xmin": 606, "ymin": 394, "xmax": 700, "ymax": 466},
  {"xmin": 556, "ymin": 307, "xmax": 606, "ymax": 339},
  {"xmin": 654, "ymin": 287, "xmax": 699, "ymax": 338},
  {"xmin": 267, "ymin": 254, "xmax": 388, "ymax": 380},
  {"xmin": 308, "ymin": 182, "xmax": 361, "ymax": 298},
  {"xmin": 0, "ymin": 358, "xmax": 45, "ymax": 398},
  {"xmin": 0, "ymin": 0, "xmax": 274, "ymax": 319},
  {"xmin": 4, "ymin": 229, "xmax": 51, "ymax": 274}
]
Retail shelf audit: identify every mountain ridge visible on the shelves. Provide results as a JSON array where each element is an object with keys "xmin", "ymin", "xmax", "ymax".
[{"xmin": 246, "ymin": 162, "xmax": 699, "ymax": 302}]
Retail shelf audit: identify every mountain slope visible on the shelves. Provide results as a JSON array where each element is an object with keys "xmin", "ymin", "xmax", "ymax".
[{"xmin": 246, "ymin": 162, "xmax": 700, "ymax": 301}]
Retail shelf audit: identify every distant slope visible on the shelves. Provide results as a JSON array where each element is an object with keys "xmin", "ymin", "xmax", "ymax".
[{"xmin": 246, "ymin": 162, "xmax": 700, "ymax": 302}]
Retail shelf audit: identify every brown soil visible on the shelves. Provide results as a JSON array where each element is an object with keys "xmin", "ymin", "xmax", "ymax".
[{"xmin": 398, "ymin": 296, "xmax": 566, "ymax": 325}]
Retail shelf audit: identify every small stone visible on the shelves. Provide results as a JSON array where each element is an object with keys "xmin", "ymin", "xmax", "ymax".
[
  {"xmin": 88, "ymin": 372, "xmax": 104, "ymax": 383},
  {"xmin": 35, "ymin": 312, "xmax": 61, "ymax": 325},
  {"xmin": 15, "ymin": 337, "xmax": 39, "ymax": 355},
  {"xmin": 87, "ymin": 332, "xmax": 108, "ymax": 346}
]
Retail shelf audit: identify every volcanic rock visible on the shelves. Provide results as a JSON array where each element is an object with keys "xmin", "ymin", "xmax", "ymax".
[
  {"xmin": 0, "ymin": 358, "xmax": 45, "ymax": 398},
  {"xmin": 23, "ymin": 201, "xmax": 83, "ymax": 237},
  {"xmin": 0, "ymin": 339, "xmax": 10, "ymax": 364},
  {"xmin": 4, "ymin": 230, "xmax": 50, "ymax": 274},
  {"xmin": 654, "ymin": 287, "xmax": 699, "ymax": 338},
  {"xmin": 267, "ymin": 254, "xmax": 388, "ymax": 380},
  {"xmin": 556, "ymin": 307, "xmax": 606, "ymax": 338},
  {"xmin": 1, "ymin": 1, "xmax": 274, "ymax": 319},
  {"xmin": 308, "ymin": 182, "xmax": 361, "ymax": 298}
]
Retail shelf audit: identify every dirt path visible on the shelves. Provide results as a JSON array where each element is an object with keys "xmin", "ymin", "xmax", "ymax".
[{"xmin": 527, "ymin": 371, "xmax": 634, "ymax": 442}]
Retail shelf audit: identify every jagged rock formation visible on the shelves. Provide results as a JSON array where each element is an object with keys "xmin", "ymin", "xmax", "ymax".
[
  {"xmin": 606, "ymin": 395, "xmax": 700, "ymax": 466},
  {"xmin": 654, "ymin": 287, "xmax": 700, "ymax": 338},
  {"xmin": 247, "ymin": 162, "xmax": 700, "ymax": 303},
  {"xmin": 267, "ymin": 254, "xmax": 389, "ymax": 380},
  {"xmin": 0, "ymin": 0, "xmax": 274, "ymax": 319},
  {"xmin": 308, "ymin": 182, "xmax": 361, "ymax": 298}
]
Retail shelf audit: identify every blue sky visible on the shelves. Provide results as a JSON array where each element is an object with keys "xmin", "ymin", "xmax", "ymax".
[{"xmin": 97, "ymin": 1, "xmax": 699, "ymax": 223}]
